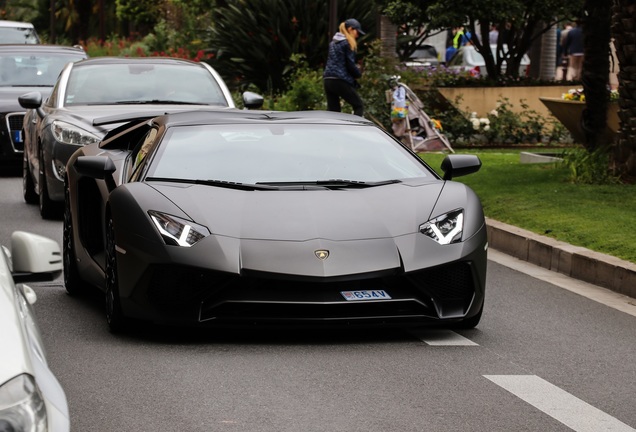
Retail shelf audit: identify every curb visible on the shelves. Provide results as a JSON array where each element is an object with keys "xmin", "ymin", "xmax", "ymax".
[{"xmin": 486, "ymin": 218, "xmax": 636, "ymax": 299}]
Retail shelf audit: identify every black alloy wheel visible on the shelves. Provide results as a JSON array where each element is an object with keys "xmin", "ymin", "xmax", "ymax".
[
  {"xmin": 105, "ymin": 215, "xmax": 127, "ymax": 333},
  {"xmin": 63, "ymin": 181, "xmax": 83, "ymax": 295}
]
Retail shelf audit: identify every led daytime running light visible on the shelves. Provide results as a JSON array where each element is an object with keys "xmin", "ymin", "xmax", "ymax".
[
  {"xmin": 420, "ymin": 210, "xmax": 464, "ymax": 245},
  {"xmin": 148, "ymin": 211, "xmax": 209, "ymax": 247}
]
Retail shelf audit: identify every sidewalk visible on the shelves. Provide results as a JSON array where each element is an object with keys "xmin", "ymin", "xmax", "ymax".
[{"xmin": 486, "ymin": 218, "xmax": 636, "ymax": 299}]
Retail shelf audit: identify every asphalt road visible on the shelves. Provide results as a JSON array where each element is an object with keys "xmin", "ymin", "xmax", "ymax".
[{"xmin": 1, "ymin": 174, "xmax": 635, "ymax": 432}]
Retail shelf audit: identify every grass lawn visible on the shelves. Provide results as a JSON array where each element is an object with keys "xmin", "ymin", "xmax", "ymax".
[{"xmin": 420, "ymin": 150, "xmax": 636, "ymax": 264}]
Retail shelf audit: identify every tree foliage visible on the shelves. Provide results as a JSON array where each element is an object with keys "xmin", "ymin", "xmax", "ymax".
[
  {"xmin": 376, "ymin": 0, "xmax": 584, "ymax": 79},
  {"xmin": 115, "ymin": 0, "xmax": 162, "ymax": 32}
]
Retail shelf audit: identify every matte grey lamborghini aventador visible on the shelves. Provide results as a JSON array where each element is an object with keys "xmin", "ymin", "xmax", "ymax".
[{"xmin": 63, "ymin": 109, "xmax": 487, "ymax": 332}]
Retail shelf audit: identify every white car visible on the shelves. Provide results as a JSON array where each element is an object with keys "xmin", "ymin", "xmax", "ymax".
[
  {"xmin": 0, "ymin": 231, "xmax": 69, "ymax": 431},
  {"xmin": 0, "ymin": 20, "xmax": 40, "ymax": 44},
  {"xmin": 446, "ymin": 44, "xmax": 530, "ymax": 77}
]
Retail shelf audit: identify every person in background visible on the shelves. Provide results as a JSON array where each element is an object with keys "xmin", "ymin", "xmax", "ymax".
[
  {"xmin": 564, "ymin": 20, "xmax": 584, "ymax": 81},
  {"xmin": 557, "ymin": 22, "xmax": 573, "ymax": 81},
  {"xmin": 489, "ymin": 25, "xmax": 499, "ymax": 44},
  {"xmin": 453, "ymin": 26, "xmax": 469, "ymax": 49},
  {"xmin": 323, "ymin": 18, "xmax": 365, "ymax": 117}
]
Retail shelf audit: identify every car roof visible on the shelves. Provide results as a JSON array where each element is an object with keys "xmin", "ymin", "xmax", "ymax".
[
  {"xmin": 72, "ymin": 56, "xmax": 203, "ymax": 67},
  {"xmin": 0, "ymin": 20, "xmax": 35, "ymax": 28},
  {"xmin": 0, "ymin": 43, "xmax": 85, "ymax": 54},
  {"xmin": 100, "ymin": 110, "xmax": 375, "ymax": 144},
  {"xmin": 153, "ymin": 109, "xmax": 375, "ymax": 128}
]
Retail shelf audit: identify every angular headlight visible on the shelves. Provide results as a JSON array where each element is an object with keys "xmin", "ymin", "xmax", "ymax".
[
  {"xmin": 52, "ymin": 120, "xmax": 100, "ymax": 145},
  {"xmin": 148, "ymin": 211, "xmax": 210, "ymax": 247},
  {"xmin": 419, "ymin": 209, "xmax": 464, "ymax": 245},
  {"xmin": 0, "ymin": 374, "xmax": 47, "ymax": 432}
]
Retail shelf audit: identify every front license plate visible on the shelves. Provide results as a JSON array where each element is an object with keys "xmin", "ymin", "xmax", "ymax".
[{"xmin": 340, "ymin": 290, "xmax": 392, "ymax": 301}]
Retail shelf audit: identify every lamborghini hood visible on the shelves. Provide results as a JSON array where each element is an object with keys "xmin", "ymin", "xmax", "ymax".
[{"xmin": 150, "ymin": 181, "xmax": 447, "ymax": 241}]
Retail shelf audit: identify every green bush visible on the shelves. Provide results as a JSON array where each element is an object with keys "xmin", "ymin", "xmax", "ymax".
[
  {"xmin": 562, "ymin": 148, "xmax": 621, "ymax": 185},
  {"xmin": 358, "ymin": 40, "xmax": 403, "ymax": 129},
  {"xmin": 266, "ymin": 54, "xmax": 326, "ymax": 111}
]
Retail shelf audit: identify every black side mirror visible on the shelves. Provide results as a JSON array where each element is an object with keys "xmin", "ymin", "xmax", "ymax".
[
  {"xmin": 74, "ymin": 156, "xmax": 117, "ymax": 191},
  {"xmin": 441, "ymin": 154, "xmax": 482, "ymax": 180},
  {"xmin": 74, "ymin": 156, "xmax": 116, "ymax": 179},
  {"xmin": 18, "ymin": 92, "xmax": 45, "ymax": 118}
]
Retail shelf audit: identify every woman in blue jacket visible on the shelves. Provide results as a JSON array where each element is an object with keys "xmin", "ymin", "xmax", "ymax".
[{"xmin": 323, "ymin": 18, "xmax": 365, "ymax": 117}]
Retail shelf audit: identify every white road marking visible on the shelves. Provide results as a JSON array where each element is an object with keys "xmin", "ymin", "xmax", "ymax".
[
  {"xmin": 488, "ymin": 249, "xmax": 636, "ymax": 318},
  {"xmin": 484, "ymin": 375, "xmax": 636, "ymax": 432},
  {"xmin": 410, "ymin": 329, "xmax": 479, "ymax": 346}
]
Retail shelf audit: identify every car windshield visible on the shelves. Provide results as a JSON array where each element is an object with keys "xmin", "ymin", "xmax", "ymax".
[
  {"xmin": 148, "ymin": 124, "xmax": 432, "ymax": 184},
  {"xmin": 0, "ymin": 26, "xmax": 39, "ymax": 44},
  {"xmin": 411, "ymin": 47, "xmax": 437, "ymax": 59},
  {"xmin": 64, "ymin": 63, "xmax": 229, "ymax": 107},
  {"xmin": 0, "ymin": 52, "xmax": 83, "ymax": 86}
]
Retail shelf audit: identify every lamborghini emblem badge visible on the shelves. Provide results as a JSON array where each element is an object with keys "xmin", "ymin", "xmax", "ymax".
[{"xmin": 315, "ymin": 250, "xmax": 329, "ymax": 260}]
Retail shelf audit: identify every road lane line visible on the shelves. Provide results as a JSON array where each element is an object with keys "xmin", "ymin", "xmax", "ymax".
[
  {"xmin": 484, "ymin": 375, "xmax": 635, "ymax": 432},
  {"xmin": 410, "ymin": 329, "xmax": 479, "ymax": 346}
]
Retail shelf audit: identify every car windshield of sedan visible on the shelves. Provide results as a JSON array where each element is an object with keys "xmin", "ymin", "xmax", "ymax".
[
  {"xmin": 64, "ymin": 63, "xmax": 229, "ymax": 107},
  {"xmin": 147, "ymin": 124, "xmax": 433, "ymax": 185},
  {"xmin": 0, "ymin": 53, "xmax": 80, "ymax": 86}
]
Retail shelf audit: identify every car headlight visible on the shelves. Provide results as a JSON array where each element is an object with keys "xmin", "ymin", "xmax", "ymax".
[
  {"xmin": 52, "ymin": 120, "xmax": 100, "ymax": 145},
  {"xmin": 148, "ymin": 211, "xmax": 210, "ymax": 247},
  {"xmin": 419, "ymin": 209, "xmax": 464, "ymax": 245},
  {"xmin": 0, "ymin": 374, "xmax": 47, "ymax": 432}
]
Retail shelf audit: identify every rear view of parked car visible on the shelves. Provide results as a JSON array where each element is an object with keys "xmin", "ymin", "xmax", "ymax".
[
  {"xmin": 446, "ymin": 44, "xmax": 530, "ymax": 77},
  {"xmin": 403, "ymin": 45, "xmax": 440, "ymax": 69},
  {"xmin": 0, "ymin": 231, "xmax": 69, "ymax": 432}
]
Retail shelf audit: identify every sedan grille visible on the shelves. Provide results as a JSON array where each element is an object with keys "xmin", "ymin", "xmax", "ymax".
[{"xmin": 5, "ymin": 113, "xmax": 25, "ymax": 152}]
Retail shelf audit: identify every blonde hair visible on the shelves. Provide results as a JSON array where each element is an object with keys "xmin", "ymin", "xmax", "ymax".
[{"xmin": 340, "ymin": 22, "xmax": 358, "ymax": 51}]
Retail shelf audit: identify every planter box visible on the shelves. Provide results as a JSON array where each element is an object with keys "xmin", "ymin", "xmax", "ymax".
[
  {"xmin": 539, "ymin": 97, "xmax": 619, "ymax": 144},
  {"xmin": 433, "ymin": 85, "xmax": 574, "ymax": 119}
]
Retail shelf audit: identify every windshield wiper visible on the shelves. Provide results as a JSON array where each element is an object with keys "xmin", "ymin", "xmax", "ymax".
[
  {"xmin": 257, "ymin": 179, "xmax": 402, "ymax": 189},
  {"xmin": 146, "ymin": 177, "xmax": 278, "ymax": 190},
  {"xmin": 113, "ymin": 100, "xmax": 202, "ymax": 105},
  {"xmin": 11, "ymin": 84, "xmax": 52, "ymax": 87}
]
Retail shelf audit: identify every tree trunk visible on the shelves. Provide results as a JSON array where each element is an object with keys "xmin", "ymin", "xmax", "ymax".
[
  {"xmin": 611, "ymin": 0, "xmax": 636, "ymax": 180},
  {"xmin": 581, "ymin": 1, "xmax": 611, "ymax": 152}
]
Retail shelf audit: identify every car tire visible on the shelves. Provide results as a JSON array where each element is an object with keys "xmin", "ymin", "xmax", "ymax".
[
  {"xmin": 63, "ymin": 181, "xmax": 84, "ymax": 295},
  {"xmin": 38, "ymin": 153, "xmax": 61, "ymax": 219},
  {"xmin": 23, "ymin": 153, "xmax": 37, "ymax": 204},
  {"xmin": 105, "ymin": 215, "xmax": 127, "ymax": 333}
]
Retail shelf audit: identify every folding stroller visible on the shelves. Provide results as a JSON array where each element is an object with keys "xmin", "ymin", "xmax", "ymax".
[{"xmin": 389, "ymin": 76, "xmax": 454, "ymax": 153}]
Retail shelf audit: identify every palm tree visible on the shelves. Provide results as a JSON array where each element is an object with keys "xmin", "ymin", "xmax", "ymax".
[{"xmin": 611, "ymin": 0, "xmax": 636, "ymax": 180}]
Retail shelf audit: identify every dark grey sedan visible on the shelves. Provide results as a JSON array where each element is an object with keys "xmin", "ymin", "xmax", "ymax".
[{"xmin": 19, "ymin": 56, "xmax": 262, "ymax": 218}]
